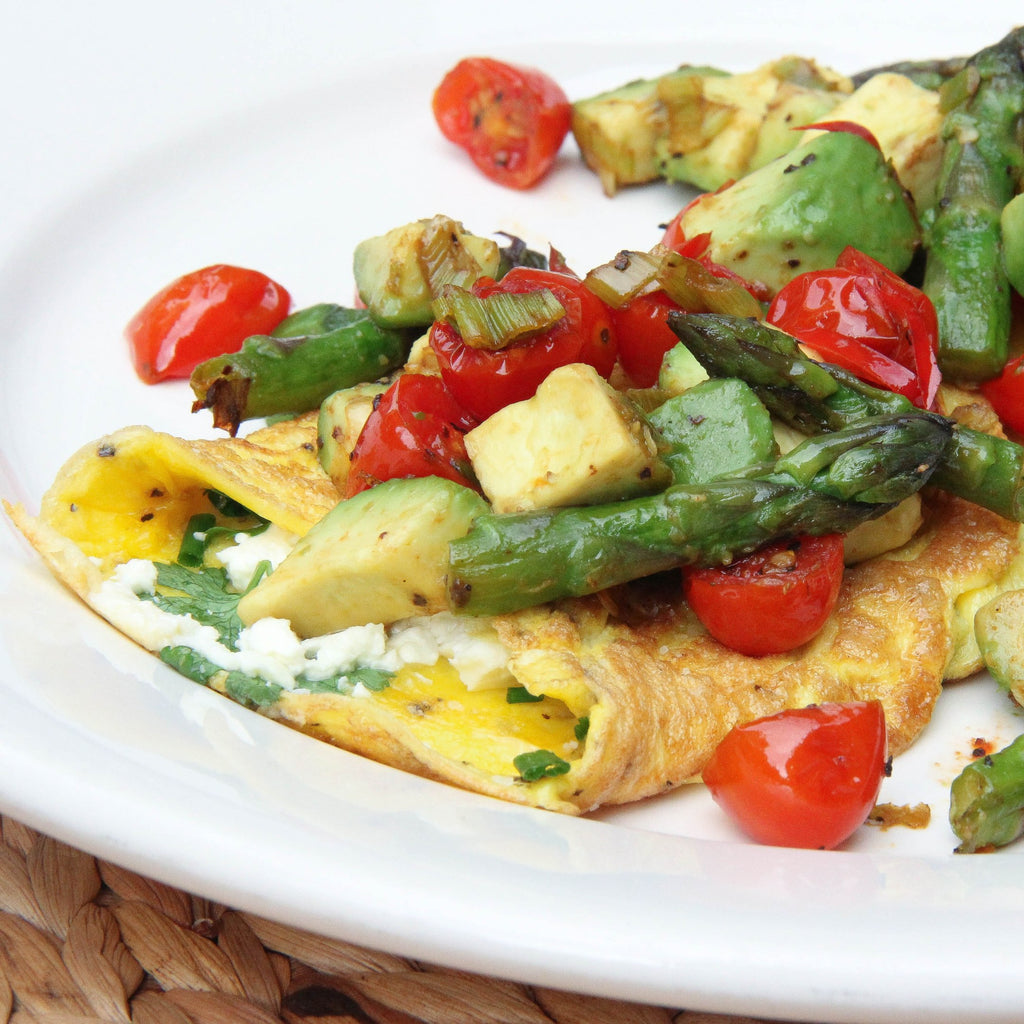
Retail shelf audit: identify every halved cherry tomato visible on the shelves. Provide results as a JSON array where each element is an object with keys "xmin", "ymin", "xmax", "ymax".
[
  {"xmin": 767, "ymin": 247, "xmax": 941, "ymax": 410},
  {"xmin": 432, "ymin": 57, "xmax": 571, "ymax": 190},
  {"xmin": 661, "ymin": 211, "xmax": 772, "ymax": 304},
  {"xmin": 701, "ymin": 700, "xmax": 888, "ymax": 849},
  {"xmin": 682, "ymin": 533, "xmax": 845, "ymax": 657},
  {"xmin": 980, "ymin": 351, "xmax": 1024, "ymax": 435},
  {"xmin": 126, "ymin": 264, "xmax": 291, "ymax": 384},
  {"xmin": 345, "ymin": 373, "xmax": 478, "ymax": 497},
  {"xmin": 608, "ymin": 290, "xmax": 683, "ymax": 387},
  {"xmin": 429, "ymin": 266, "xmax": 617, "ymax": 421}
]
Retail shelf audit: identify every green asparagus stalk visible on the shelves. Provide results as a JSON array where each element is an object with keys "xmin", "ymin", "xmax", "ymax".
[
  {"xmin": 950, "ymin": 733, "xmax": 1024, "ymax": 853},
  {"xmin": 190, "ymin": 304, "xmax": 412, "ymax": 435},
  {"xmin": 670, "ymin": 312, "xmax": 1024, "ymax": 522},
  {"xmin": 448, "ymin": 412, "xmax": 951, "ymax": 616},
  {"xmin": 922, "ymin": 27, "xmax": 1024, "ymax": 381},
  {"xmin": 850, "ymin": 56, "xmax": 968, "ymax": 91}
]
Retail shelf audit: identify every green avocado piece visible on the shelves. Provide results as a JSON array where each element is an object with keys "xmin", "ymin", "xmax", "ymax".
[
  {"xmin": 975, "ymin": 589, "xmax": 1024, "ymax": 704},
  {"xmin": 316, "ymin": 380, "xmax": 389, "ymax": 491},
  {"xmin": 237, "ymin": 476, "xmax": 489, "ymax": 636},
  {"xmin": 656, "ymin": 342, "xmax": 710, "ymax": 396},
  {"xmin": 648, "ymin": 377, "xmax": 779, "ymax": 484},
  {"xmin": 678, "ymin": 129, "xmax": 920, "ymax": 296},
  {"xmin": 1001, "ymin": 193, "xmax": 1024, "ymax": 297},
  {"xmin": 352, "ymin": 216, "xmax": 500, "ymax": 329}
]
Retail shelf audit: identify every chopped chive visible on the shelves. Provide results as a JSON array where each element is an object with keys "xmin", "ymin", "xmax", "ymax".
[
  {"xmin": 514, "ymin": 749, "xmax": 571, "ymax": 782},
  {"xmin": 506, "ymin": 685, "xmax": 544, "ymax": 704},
  {"xmin": 177, "ymin": 513, "xmax": 217, "ymax": 567},
  {"xmin": 574, "ymin": 716, "xmax": 590, "ymax": 742}
]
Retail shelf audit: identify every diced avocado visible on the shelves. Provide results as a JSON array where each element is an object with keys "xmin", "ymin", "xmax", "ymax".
[
  {"xmin": 572, "ymin": 74, "xmax": 682, "ymax": 196},
  {"xmin": 353, "ymin": 216, "xmax": 501, "ymax": 328},
  {"xmin": 678, "ymin": 127, "xmax": 921, "ymax": 296},
  {"xmin": 802, "ymin": 72, "xmax": 943, "ymax": 211},
  {"xmin": 237, "ymin": 476, "xmax": 488, "ymax": 635},
  {"xmin": 464, "ymin": 362, "xmax": 671, "ymax": 513},
  {"xmin": 648, "ymin": 377, "xmax": 778, "ymax": 484},
  {"xmin": 657, "ymin": 342, "xmax": 710, "ymax": 396},
  {"xmin": 975, "ymin": 589, "xmax": 1024, "ymax": 704},
  {"xmin": 842, "ymin": 495, "xmax": 923, "ymax": 564},
  {"xmin": 317, "ymin": 380, "xmax": 389, "ymax": 492},
  {"xmin": 657, "ymin": 57, "xmax": 849, "ymax": 192},
  {"xmin": 1001, "ymin": 193, "xmax": 1024, "ymax": 297}
]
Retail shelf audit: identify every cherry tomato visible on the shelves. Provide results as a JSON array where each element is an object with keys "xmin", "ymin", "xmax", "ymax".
[
  {"xmin": 126, "ymin": 264, "xmax": 291, "ymax": 384},
  {"xmin": 661, "ymin": 211, "xmax": 772, "ymax": 304},
  {"xmin": 345, "ymin": 373, "xmax": 478, "ymax": 497},
  {"xmin": 432, "ymin": 57, "xmax": 571, "ymax": 190},
  {"xmin": 609, "ymin": 290, "xmax": 683, "ymax": 387},
  {"xmin": 429, "ymin": 266, "xmax": 617, "ymax": 421},
  {"xmin": 701, "ymin": 700, "xmax": 888, "ymax": 849},
  {"xmin": 767, "ymin": 247, "xmax": 941, "ymax": 410},
  {"xmin": 682, "ymin": 534, "xmax": 845, "ymax": 657},
  {"xmin": 980, "ymin": 352, "xmax": 1024, "ymax": 435}
]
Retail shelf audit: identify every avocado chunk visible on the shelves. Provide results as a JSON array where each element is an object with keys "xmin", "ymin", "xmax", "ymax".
[
  {"xmin": 353, "ymin": 216, "xmax": 501, "ymax": 328},
  {"xmin": 656, "ymin": 57, "xmax": 849, "ymax": 192},
  {"xmin": 464, "ymin": 362, "xmax": 671, "ymax": 512},
  {"xmin": 1001, "ymin": 193, "xmax": 1024, "ymax": 297},
  {"xmin": 237, "ymin": 476, "xmax": 489, "ymax": 636},
  {"xmin": 648, "ymin": 377, "xmax": 778, "ymax": 484},
  {"xmin": 317, "ymin": 380, "xmax": 389, "ymax": 492},
  {"xmin": 975, "ymin": 589, "xmax": 1024, "ymax": 703},
  {"xmin": 657, "ymin": 342, "xmax": 710, "ymax": 396},
  {"xmin": 678, "ymin": 128, "xmax": 921, "ymax": 296}
]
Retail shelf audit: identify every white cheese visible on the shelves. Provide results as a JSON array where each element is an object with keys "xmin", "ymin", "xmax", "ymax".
[{"xmin": 215, "ymin": 524, "xmax": 298, "ymax": 590}]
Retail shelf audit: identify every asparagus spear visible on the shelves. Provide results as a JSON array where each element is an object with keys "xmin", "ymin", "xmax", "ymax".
[
  {"xmin": 190, "ymin": 304, "xmax": 412, "ymax": 435},
  {"xmin": 950, "ymin": 733, "xmax": 1024, "ymax": 853},
  {"xmin": 922, "ymin": 27, "xmax": 1024, "ymax": 381},
  {"xmin": 670, "ymin": 313, "xmax": 1024, "ymax": 522},
  {"xmin": 850, "ymin": 56, "xmax": 967, "ymax": 92},
  {"xmin": 448, "ymin": 412, "xmax": 951, "ymax": 616}
]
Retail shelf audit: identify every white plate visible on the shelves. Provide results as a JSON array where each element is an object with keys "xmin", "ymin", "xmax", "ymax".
[{"xmin": 4, "ymin": 5, "xmax": 1024, "ymax": 1022}]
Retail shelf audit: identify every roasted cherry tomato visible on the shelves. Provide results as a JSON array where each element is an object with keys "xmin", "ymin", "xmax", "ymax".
[
  {"xmin": 767, "ymin": 247, "xmax": 941, "ymax": 410},
  {"xmin": 608, "ymin": 290, "xmax": 683, "ymax": 387},
  {"xmin": 429, "ymin": 266, "xmax": 617, "ymax": 421},
  {"xmin": 661, "ymin": 211, "xmax": 773, "ymax": 303},
  {"xmin": 981, "ymin": 351, "xmax": 1024, "ymax": 435},
  {"xmin": 682, "ymin": 533, "xmax": 845, "ymax": 657},
  {"xmin": 345, "ymin": 373, "xmax": 478, "ymax": 497},
  {"xmin": 432, "ymin": 57, "xmax": 572, "ymax": 190},
  {"xmin": 702, "ymin": 700, "xmax": 888, "ymax": 849},
  {"xmin": 126, "ymin": 264, "xmax": 291, "ymax": 384}
]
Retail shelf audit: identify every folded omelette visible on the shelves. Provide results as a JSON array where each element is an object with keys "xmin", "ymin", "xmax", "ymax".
[{"xmin": 6, "ymin": 410, "xmax": 1024, "ymax": 815}]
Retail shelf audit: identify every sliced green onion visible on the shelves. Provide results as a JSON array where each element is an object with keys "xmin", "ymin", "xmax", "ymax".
[
  {"xmin": 177, "ymin": 513, "xmax": 217, "ymax": 568},
  {"xmin": 433, "ymin": 284, "xmax": 565, "ymax": 350},
  {"xmin": 418, "ymin": 214, "xmax": 490, "ymax": 296},
  {"xmin": 658, "ymin": 251, "xmax": 765, "ymax": 319},
  {"xmin": 513, "ymin": 749, "xmax": 571, "ymax": 781},
  {"xmin": 506, "ymin": 685, "xmax": 545, "ymax": 704},
  {"xmin": 583, "ymin": 247, "xmax": 665, "ymax": 308},
  {"xmin": 574, "ymin": 716, "xmax": 590, "ymax": 742}
]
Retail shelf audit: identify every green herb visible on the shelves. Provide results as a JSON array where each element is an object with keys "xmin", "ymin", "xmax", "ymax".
[
  {"xmin": 301, "ymin": 666, "xmax": 394, "ymax": 695},
  {"xmin": 513, "ymin": 749, "xmax": 571, "ymax": 782},
  {"xmin": 224, "ymin": 672, "xmax": 283, "ymax": 710},
  {"xmin": 147, "ymin": 562, "xmax": 246, "ymax": 649},
  {"xmin": 159, "ymin": 645, "xmax": 223, "ymax": 684},
  {"xmin": 177, "ymin": 513, "xmax": 217, "ymax": 568},
  {"xmin": 574, "ymin": 716, "xmax": 590, "ymax": 742},
  {"xmin": 204, "ymin": 489, "xmax": 252, "ymax": 518},
  {"xmin": 506, "ymin": 685, "xmax": 544, "ymax": 704}
]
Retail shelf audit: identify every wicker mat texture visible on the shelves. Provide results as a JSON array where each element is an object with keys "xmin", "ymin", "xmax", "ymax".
[{"xmin": 0, "ymin": 814, "xmax": 792, "ymax": 1024}]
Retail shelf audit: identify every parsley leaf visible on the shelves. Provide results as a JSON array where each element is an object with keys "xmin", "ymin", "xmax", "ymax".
[{"xmin": 147, "ymin": 561, "xmax": 246, "ymax": 650}]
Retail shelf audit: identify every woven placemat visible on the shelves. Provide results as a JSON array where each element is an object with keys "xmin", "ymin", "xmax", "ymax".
[{"xmin": 0, "ymin": 814, "xmax": 788, "ymax": 1024}]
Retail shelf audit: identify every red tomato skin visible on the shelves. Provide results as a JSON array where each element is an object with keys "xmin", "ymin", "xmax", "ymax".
[
  {"xmin": 432, "ymin": 57, "xmax": 571, "ymax": 190},
  {"xmin": 767, "ymin": 247, "xmax": 940, "ymax": 410},
  {"xmin": 701, "ymin": 700, "xmax": 888, "ymax": 850},
  {"xmin": 609, "ymin": 290, "xmax": 682, "ymax": 387},
  {"xmin": 127, "ymin": 265, "xmax": 291, "ymax": 384},
  {"xmin": 682, "ymin": 534, "xmax": 845, "ymax": 657},
  {"xmin": 345, "ymin": 373, "xmax": 478, "ymax": 497},
  {"xmin": 429, "ymin": 267, "xmax": 617, "ymax": 421},
  {"xmin": 981, "ymin": 352, "xmax": 1024, "ymax": 435}
]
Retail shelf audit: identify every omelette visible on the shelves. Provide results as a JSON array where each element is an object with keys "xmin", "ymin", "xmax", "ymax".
[{"xmin": 7, "ymin": 392, "xmax": 1024, "ymax": 816}]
